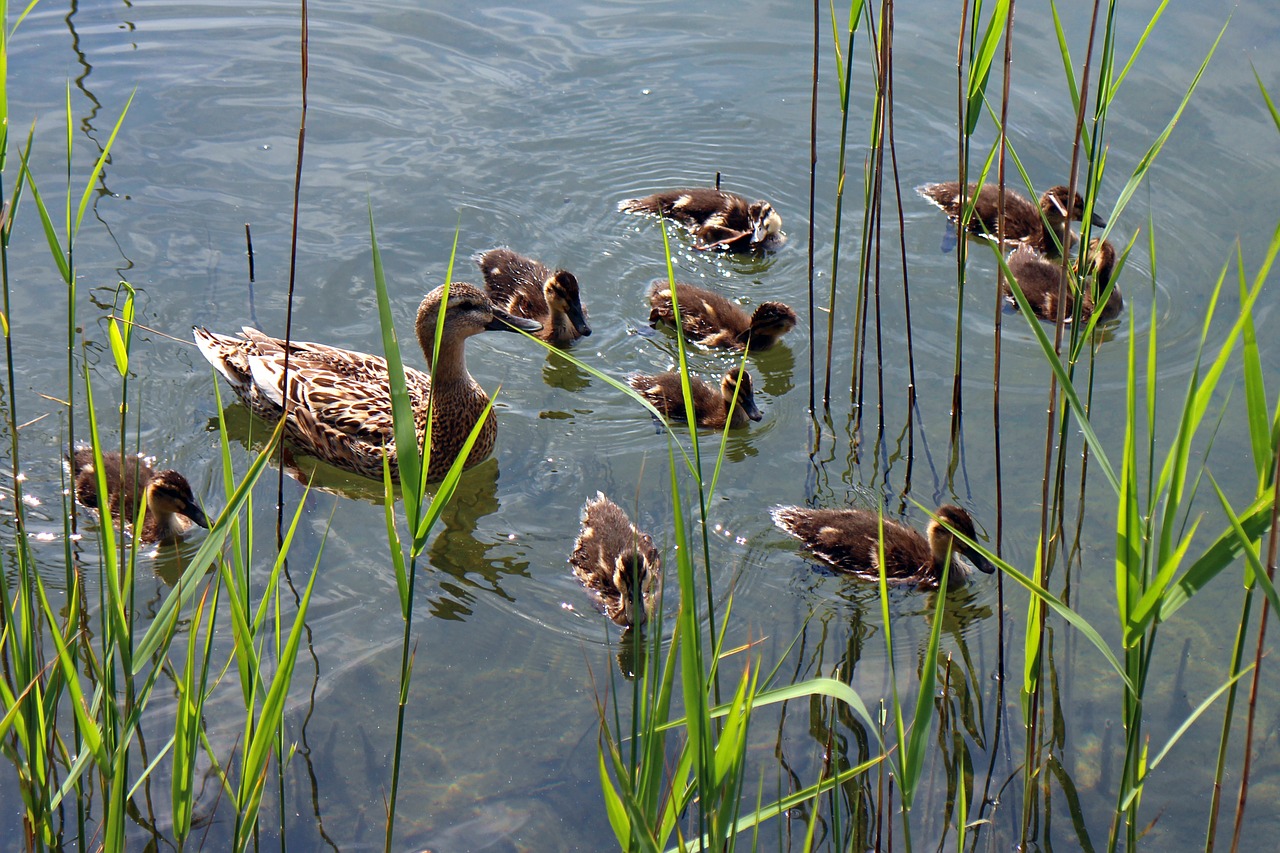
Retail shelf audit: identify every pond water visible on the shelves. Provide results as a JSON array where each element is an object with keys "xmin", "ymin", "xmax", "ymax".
[{"xmin": 4, "ymin": 0, "xmax": 1280, "ymax": 849}]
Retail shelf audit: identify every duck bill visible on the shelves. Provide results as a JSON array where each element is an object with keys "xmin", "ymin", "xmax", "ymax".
[
  {"xmin": 745, "ymin": 401, "xmax": 764, "ymax": 422},
  {"xmin": 1089, "ymin": 211, "xmax": 1107, "ymax": 228},
  {"xmin": 184, "ymin": 502, "xmax": 211, "ymax": 530},
  {"xmin": 488, "ymin": 307, "xmax": 542, "ymax": 334},
  {"xmin": 568, "ymin": 305, "xmax": 592, "ymax": 337},
  {"xmin": 967, "ymin": 550, "xmax": 996, "ymax": 574}
]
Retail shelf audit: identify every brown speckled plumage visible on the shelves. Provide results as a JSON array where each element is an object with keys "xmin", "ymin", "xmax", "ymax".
[
  {"xmin": 916, "ymin": 182, "xmax": 1105, "ymax": 257},
  {"xmin": 618, "ymin": 188, "xmax": 786, "ymax": 252},
  {"xmin": 771, "ymin": 503, "xmax": 994, "ymax": 591},
  {"xmin": 475, "ymin": 248, "xmax": 591, "ymax": 346},
  {"xmin": 628, "ymin": 367, "xmax": 763, "ymax": 429},
  {"xmin": 1004, "ymin": 238, "xmax": 1121, "ymax": 324},
  {"xmin": 71, "ymin": 449, "xmax": 209, "ymax": 544},
  {"xmin": 570, "ymin": 492, "xmax": 661, "ymax": 627},
  {"xmin": 193, "ymin": 283, "xmax": 541, "ymax": 482},
  {"xmin": 647, "ymin": 281, "xmax": 797, "ymax": 351}
]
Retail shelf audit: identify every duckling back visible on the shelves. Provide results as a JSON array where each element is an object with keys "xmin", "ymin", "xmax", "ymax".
[
  {"xmin": 647, "ymin": 281, "xmax": 796, "ymax": 351},
  {"xmin": 628, "ymin": 367, "xmax": 763, "ymax": 429},
  {"xmin": 570, "ymin": 492, "xmax": 661, "ymax": 627},
  {"xmin": 619, "ymin": 188, "xmax": 785, "ymax": 252}
]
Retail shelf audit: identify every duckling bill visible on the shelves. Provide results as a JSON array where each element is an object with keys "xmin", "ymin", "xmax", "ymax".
[
  {"xmin": 570, "ymin": 492, "xmax": 661, "ymax": 627},
  {"xmin": 618, "ymin": 187, "xmax": 786, "ymax": 252},
  {"xmin": 628, "ymin": 367, "xmax": 763, "ymax": 429},
  {"xmin": 771, "ymin": 503, "xmax": 993, "ymax": 591},
  {"xmin": 475, "ymin": 248, "xmax": 591, "ymax": 346},
  {"xmin": 647, "ymin": 280, "xmax": 797, "ymax": 351},
  {"xmin": 71, "ymin": 449, "xmax": 209, "ymax": 544},
  {"xmin": 193, "ymin": 282, "xmax": 542, "ymax": 482}
]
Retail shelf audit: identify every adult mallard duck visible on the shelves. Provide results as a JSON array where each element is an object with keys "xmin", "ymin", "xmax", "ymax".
[
  {"xmin": 628, "ymin": 366, "xmax": 763, "ymax": 429},
  {"xmin": 71, "ymin": 449, "xmax": 210, "ymax": 544},
  {"xmin": 618, "ymin": 187, "xmax": 786, "ymax": 252},
  {"xmin": 647, "ymin": 280, "xmax": 797, "ymax": 351},
  {"xmin": 1004, "ymin": 237, "xmax": 1121, "ymax": 324},
  {"xmin": 570, "ymin": 492, "xmax": 662, "ymax": 627},
  {"xmin": 916, "ymin": 181, "xmax": 1105, "ymax": 257},
  {"xmin": 771, "ymin": 503, "xmax": 994, "ymax": 591},
  {"xmin": 193, "ymin": 282, "xmax": 541, "ymax": 482},
  {"xmin": 474, "ymin": 248, "xmax": 591, "ymax": 346}
]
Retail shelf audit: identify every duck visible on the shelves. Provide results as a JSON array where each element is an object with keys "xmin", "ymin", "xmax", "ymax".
[
  {"xmin": 618, "ymin": 187, "xmax": 786, "ymax": 252},
  {"xmin": 1004, "ymin": 237, "xmax": 1121, "ymax": 324},
  {"xmin": 647, "ymin": 280, "xmax": 797, "ymax": 351},
  {"xmin": 771, "ymin": 503, "xmax": 994, "ymax": 591},
  {"xmin": 71, "ymin": 449, "xmax": 210, "ymax": 544},
  {"xmin": 570, "ymin": 492, "xmax": 662, "ymax": 627},
  {"xmin": 916, "ymin": 181, "xmax": 1105, "ymax": 256},
  {"xmin": 474, "ymin": 248, "xmax": 591, "ymax": 346},
  {"xmin": 193, "ymin": 282, "xmax": 542, "ymax": 482},
  {"xmin": 628, "ymin": 366, "xmax": 763, "ymax": 429}
]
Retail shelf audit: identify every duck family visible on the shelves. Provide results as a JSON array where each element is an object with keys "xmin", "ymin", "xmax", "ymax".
[{"xmin": 71, "ymin": 172, "xmax": 1123, "ymax": 619}]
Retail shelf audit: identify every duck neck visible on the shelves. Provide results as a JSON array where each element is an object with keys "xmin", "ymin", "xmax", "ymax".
[{"xmin": 417, "ymin": 323, "xmax": 469, "ymax": 385}]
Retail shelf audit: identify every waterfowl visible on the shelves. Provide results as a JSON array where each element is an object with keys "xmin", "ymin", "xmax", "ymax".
[
  {"xmin": 1004, "ymin": 238, "xmax": 1122, "ymax": 324},
  {"xmin": 916, "ymin": 181, "xmax": 1105, "ymax": 256},
  {"xmin": 628, "ymin": 367, "xmax": 763, "ymax": 429},
  {"xmin": 618, "ymin": 188, "xmax": 786, "ymax": 252},
  {"xmin": 71, "ymin": 449, "xmax": 210, "ymax": 544},
  {"xmin": 647, "ymin": 280, "xmax": 797, "ymax": 351},
  {"xmin": 772, "ymin": 503, "xmax": 993, "ymax": 590},
  {"xmin": 193, "ymin": 283, "xmax": 542, "ymax": 482},
  {"xmin": 570, "ymin": 492, "xmax": 662, "ymax": 627},
  {"xmin": 474, "ymin": 248, "xmax": 591, "ymax": 346}
]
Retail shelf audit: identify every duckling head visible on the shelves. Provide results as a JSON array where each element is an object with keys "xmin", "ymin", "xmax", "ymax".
[
  {"xmin": 748, "ymin": 200, "xmax": 785, "ymax": 247},
  {"xmin": 415, "ymin": 282, "xmax": 542, "ymax": 355},
  {"xmin": 543, "ymin": 270, "xmax": 592, "ymax": 337},
  {"xmin": 1079, "ymin": 238, "xmax": 1122, "ymax": 322},
  {"xmin": 1043, "ymin": 185, "xmax": 1106, "ymax": 229},
  {"xmin": 740, "ymin": 301, "xmax": 798, "ymax": 347},
  {"xmin": 611, "ymin": 550, "xmax": 658, "ymax": 627},
  {"xmin": 722, "ymin": 367, "xmax": 763, "ymax": 423},
  {"xmin": 926, "ymin": 505, "xmax": 994, "ymax": 580},
  {"xmin": 146, "ymin": 470, "xmax": 210, "ymax": 531}
]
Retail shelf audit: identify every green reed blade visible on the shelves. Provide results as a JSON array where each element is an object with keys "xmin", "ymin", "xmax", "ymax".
[
  {"xmin": 18, "ymin": 133, "xmax": 70, "ymax": 284},
  {"xmin": 1108, "ymin": 0, "xmax": 1172, "ymax": 98},
  {"xmin": 412, "ymin": 395, "xmax": 496, "ymax": 550},
  {"xmin": 965, "ymin": 0, "xmax": 1010, "ymax": 135},
  {"xmin": 1209, "ymin": 474, "xmax": 1280, "ymax": 615},
  {"xmin": 1254, "ymin": 64, "xmax": 1280, "ymax": 136},
  {"xmin": 1238, "ymin": 248, "xmax": 1271, "ymax": 480},
  {"xmin": 902, "ymin": 555, "xmax": 948, "ymax": 811},
  {"xmin": 1048, "ymin": 1, "xmax": 1078, "ymax": 111},
  {"xmin": 133, "ymin": 417, "xmax": 284, "ymax": 669},
  {"xmin": 369, "ymin": 205, "xmax": 421, "ymax": 525}
]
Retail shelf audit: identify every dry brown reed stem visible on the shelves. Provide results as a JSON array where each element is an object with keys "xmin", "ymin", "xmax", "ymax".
[
  {"xmin": 884, "ymin": 0, "xmax": 917, "ymax": 495},
  {"xmin": 1230, "ymin": 449, "xmax": 1280, "ymax": 847}
]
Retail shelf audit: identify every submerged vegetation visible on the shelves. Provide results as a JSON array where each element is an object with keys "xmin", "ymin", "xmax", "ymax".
[{"xmin": 1, "ymin": 0, "xmax": 1278, "ymax": 851}]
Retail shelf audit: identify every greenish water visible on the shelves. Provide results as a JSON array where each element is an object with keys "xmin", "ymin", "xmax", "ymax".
[{"xmin": 4, "ymin": 0, "xmax": 1280, "ymax": 849}]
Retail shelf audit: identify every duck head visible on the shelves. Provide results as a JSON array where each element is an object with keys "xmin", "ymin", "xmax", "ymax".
[
  {"xmin": 748, "ymin": 200, "xmax": 784, "ymax": 247},
  {"xmin": 927, "ymin": 505, "xmax": 994, "ymax": 579},
  {"xmin": 147, "ymin": 470, "xmax": 210, "ymax": 531},
  {"xmin": 722, "ymin": 367, "xmax": 763, "ymax": 424},
  {"xmin": 543, "ymin": 270, "xmax": 591, "ymax": 337}
]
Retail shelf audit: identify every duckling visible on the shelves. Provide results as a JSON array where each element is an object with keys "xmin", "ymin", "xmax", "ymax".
[
  {"xmin": 193, "ymin": 282, "xmax": 542, "ymax": 482},
  {"xmin": 771, "ymin": 503, "xmax": 994, "ymax": 591},
  {"xmin": 647, "ymin": 280, "xmax": 797, "ymax": 351},
  {"xmin": 1004, "ymin": 238, "xmax": 1122, "ymax": 324},
  {"xmin": 916, "ymin": 181, "xmax": 1105, "ymax": 256},
  {"xmin": 71, "ymin": 449, "xmax": 210, "ymax": 544},
  {"xmin": 628, "ymin": 366, "xmax": 763, "ymax": 429},
  {"xmin": 570, "ymin": 492, "xmax": 662, "ymax": 627},
  {"xmin": 618, "ymin": 187, "xmax": 786, "ymax": 252},
  {"xmin": 474, "ymin": 248, "xmax": 591, "ymax": 346}
]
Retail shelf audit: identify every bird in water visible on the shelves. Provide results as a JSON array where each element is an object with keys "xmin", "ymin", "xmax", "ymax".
[
  {"xmin": 70, "ymin": 449, "xmax": 210, "ymax": 544},
  {"xmin": 474, "ymin": 248, "xmax": 591, "ymax": 347},
  {"xmin": 570, "ymin": 492, "xmax": 662, "ymax": 627},
  {"xmin": 628, "ymin": 367, "xmax": 763, "ymax": 429},
  {"xmin": 618, "ymin": 187, "xmax": 786, "ymax": 252},
  {"xmin": 771, "ymin": 503, "xmax": 994, "ymax": 591},
  {"xmin": 916, "ymin": 181, "xmax": 1105, "ymax": 257},
  {"xmin": 1004, "ymin": 237, "xmax": 1122, "ymax": 324},
  {"xmin": 193, "ymin": 282, "xmax": 541, "ymax": 482},
  {"xmin": 647, "ymin": 280, "xmax": 797, "ymax": 352}
]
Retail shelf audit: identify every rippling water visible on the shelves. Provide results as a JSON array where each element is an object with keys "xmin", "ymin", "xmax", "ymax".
[{"xmin": 4, "ymin": 0, "xmax": 1279, "ymax": 848}]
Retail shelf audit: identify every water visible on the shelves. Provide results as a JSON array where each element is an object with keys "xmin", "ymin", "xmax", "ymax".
[{"xmin": 4, "ymin": 0, "xmax": 1279, "ymax": 848}]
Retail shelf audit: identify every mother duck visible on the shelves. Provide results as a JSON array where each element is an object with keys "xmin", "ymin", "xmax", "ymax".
[{"xmin": 193, "ymin": 282, "xmax": 540, "ymax": 481}]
